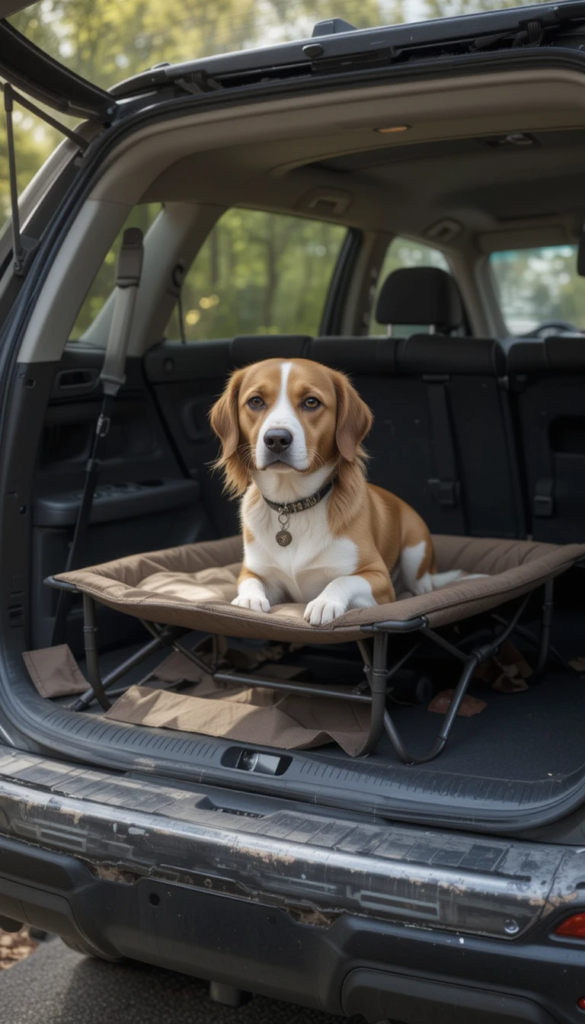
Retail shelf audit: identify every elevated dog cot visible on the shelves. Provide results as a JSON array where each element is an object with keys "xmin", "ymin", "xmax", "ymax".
[{"xmin": 45, "ymin": 534, "xmax": 585, "ymax": 764}]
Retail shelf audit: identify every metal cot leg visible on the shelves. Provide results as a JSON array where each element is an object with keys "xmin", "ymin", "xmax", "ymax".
[
  {"xmin": 379, "ymin": 591, "xmax": 533, "ymax": 765},
  {"xmin": 81, "ymin": 594, "xmax": 112, "ymax": 712}
]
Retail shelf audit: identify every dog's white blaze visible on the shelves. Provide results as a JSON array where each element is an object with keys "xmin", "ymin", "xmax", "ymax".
[{"xmin": 255, "ymin": 362, "xmax": 308, "ymax": 471}]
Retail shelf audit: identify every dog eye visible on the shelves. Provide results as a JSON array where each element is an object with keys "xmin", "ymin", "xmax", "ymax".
[
  {"xmin": 302, "ymin": 396, "xmax": 321, "ymax": 410},
  {"xmin": 248, "ymin": 396, "xmax": 265, "ymax": 410}
]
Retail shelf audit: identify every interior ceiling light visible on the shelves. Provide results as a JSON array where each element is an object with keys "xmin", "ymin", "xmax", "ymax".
[{"xmin": 375, "ymin": 125, "xmax": 410, "ymax": 134}]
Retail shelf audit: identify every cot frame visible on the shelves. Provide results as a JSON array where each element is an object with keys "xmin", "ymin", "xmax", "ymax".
[{"xmin": 45, "ymin": 576, "xmax": 557, "ymax": 764}]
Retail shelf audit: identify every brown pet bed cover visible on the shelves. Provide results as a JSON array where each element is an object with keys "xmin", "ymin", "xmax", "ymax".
[{"xmin": 55, "ymin": 533, "xmax": 585, "ymax": 643}]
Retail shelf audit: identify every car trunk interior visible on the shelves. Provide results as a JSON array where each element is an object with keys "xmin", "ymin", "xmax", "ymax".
[{"xmin": 5, "ymin": 67, "xmax": 585, "ymax": 834}]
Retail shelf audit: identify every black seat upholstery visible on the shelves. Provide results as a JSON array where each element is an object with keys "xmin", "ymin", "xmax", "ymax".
[
  {"xmin": 396, "ymin": 334, "xmax": 523, "ymax": 538},
  {"xmin": 507, "ymin": 335, "xmax": 585, "ymax": 542},
  {"xmin": 311, "ymin": 268, "xmax": 524, "ymax": 538},
  {"xmin": 231, "ymin": 335, "xmax": 311, "ymax": 366}
]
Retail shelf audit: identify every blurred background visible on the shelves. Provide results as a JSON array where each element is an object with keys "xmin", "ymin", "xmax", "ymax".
[{"xmin": 1, "ymin": 0, "xmax": 575, "ymax": 339}]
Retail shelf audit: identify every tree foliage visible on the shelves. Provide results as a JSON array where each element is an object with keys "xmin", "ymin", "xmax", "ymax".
[{"xmin": 1, "ymin": 0, "xmax": 575, "ymax": 339}]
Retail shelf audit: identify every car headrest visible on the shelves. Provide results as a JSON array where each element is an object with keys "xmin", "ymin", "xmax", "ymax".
[
  {"xmin": 375, "ymin": 266, "xmax": 464, "ymax": 332},
  {"xmin": 507, "ymin": 336, "xmax": 585, "ymax": 373},
  {"xmin": 397, "ymin": 335, "xmax": 506, "ymax": 376},
  {"xmin": 310, "ymin": 336, "xmax": 399, "ymax": 374},
  {"xmin": 231, "ymin": 335, "xmax": 311, "ymax": 367}
]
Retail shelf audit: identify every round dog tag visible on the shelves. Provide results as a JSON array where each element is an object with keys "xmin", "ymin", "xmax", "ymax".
[{"xmin": 276, "ymin": 530, "xmax": 292, "ymax": 547}]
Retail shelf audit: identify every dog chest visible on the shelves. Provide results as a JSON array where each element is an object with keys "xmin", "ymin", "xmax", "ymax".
[{"xmin": 244, "ymin": 501, "xmax": 359, "ymax": 602}]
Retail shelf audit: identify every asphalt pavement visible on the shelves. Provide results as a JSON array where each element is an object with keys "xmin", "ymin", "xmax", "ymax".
[{"xmin": 0, "ymin": 938, "xmax": 367, "ymax": 1024}]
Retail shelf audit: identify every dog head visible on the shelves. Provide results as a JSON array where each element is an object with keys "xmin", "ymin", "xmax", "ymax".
[{"xmin": 210, "ymin": 358, "xmax": 373, "ymax": 495}]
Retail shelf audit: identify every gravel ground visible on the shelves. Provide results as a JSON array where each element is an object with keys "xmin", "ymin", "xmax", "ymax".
[{"xmin": 0, "ymin": 938, "xmax": 367, "ymax": 1024}]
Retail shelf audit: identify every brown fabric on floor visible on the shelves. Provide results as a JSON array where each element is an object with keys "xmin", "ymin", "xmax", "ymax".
[
  {"xmin": 105, "ymin": 650, "xmax": 369, "ymax": 753},
  {"xmin": 56, "ymin": 534, "xmax": 585, "ymax": 644},
  {"xmin": 106, "ymin": 678, "xmax": 371, "ymax": 754},
  {"xmin": 22, "ymin": 644, "xmax": 87, "ymax": 698}
]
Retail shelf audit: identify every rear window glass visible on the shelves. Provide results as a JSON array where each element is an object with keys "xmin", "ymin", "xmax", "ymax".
[
  {"xmin": 166, "ymin": 209, "xmax": 347, "ymax": 342},
  {"xmin": 490, "ymin": 246, "xmax": 585, "ymax": 336},
  {"xmin": 369, "ymin": 237, "xmax": 450, "ymax": 334}
]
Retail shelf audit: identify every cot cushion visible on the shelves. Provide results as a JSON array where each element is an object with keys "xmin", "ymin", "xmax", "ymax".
[{"xmin": 56, "ymin": 535, "xmax": 585, "ymax": 644}]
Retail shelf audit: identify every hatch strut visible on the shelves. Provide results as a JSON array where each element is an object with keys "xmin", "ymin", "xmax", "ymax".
[{"xmin": 3, "ymin": 82, "xmax": 89, "ymax": 276}]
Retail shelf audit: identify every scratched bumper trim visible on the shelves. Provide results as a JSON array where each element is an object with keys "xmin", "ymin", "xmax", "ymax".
[{"xmin": 0, "ymin": 745, "xmax": 581, "ymax": 942}]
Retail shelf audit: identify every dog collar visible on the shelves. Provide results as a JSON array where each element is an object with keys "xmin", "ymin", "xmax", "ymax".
[{"xmin": 262, "ymin": 479, "xmax": 334, "ymax": 547}]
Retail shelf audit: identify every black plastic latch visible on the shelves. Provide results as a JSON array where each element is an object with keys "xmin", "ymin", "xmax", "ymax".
[
  {"xmin": 429, "ymin": 478, "xmax": 459, "ymax": 508},
  {"xmin": 312, "ymin": 18, "xmax": 356, "ymax": 36},
  {"xmin": 534, "ymin": 479, "xmax": 554, "ymax": 518}
]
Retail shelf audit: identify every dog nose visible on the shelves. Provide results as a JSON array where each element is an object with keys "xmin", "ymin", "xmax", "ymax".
[{"xmin": 264, "ymin": 428, "xmax": 293, "ymax": 454}]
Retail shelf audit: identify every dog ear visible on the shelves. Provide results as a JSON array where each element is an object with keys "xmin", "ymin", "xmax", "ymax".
[
  {"xmin": 209, "ymin": 369, "xmax": 250, "ymax": 496},
  {"xmin": 209, "ymin": 369, "xmax": 244, "ymax": 458},
  {"xmin": 334, "ymin": 372, "xmax": 373, "ymax": 462}
]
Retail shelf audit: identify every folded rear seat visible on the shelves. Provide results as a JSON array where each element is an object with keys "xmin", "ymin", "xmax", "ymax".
[
  {"xmin": 313, "ymin": 267, "xmax": 525, "ymax": 538},
  {"xmin": 507, "ymin": 335, "xmax": 585, "ymax": 542}
]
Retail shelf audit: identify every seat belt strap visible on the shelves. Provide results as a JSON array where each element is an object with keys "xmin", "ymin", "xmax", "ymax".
[
  {"xmin": 52, "ymin": 228, "xmax": 144, "ymax": 646},
  {"xmin": 534, "ymin": 477, "xmax": 555, "ymax": 518},
  {"xmin": 425, "ymin": 375, "xmax": 461, "ymax": 512},
  {"xmin": 98, "ymin": 228, "xmax": 143, "ymax": 394}
]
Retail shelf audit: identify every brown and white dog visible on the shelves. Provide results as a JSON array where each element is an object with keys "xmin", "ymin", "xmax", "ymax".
[{"xmin": 210, "ymin": 358, "xmax": 469, "ymax": 626}]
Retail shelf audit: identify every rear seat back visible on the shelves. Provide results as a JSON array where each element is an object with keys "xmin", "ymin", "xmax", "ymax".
[
  {"xmin": 311, "ymin": 334, "xmax": 452, "ymax": 528},
  {"xmin": 231, "ymin": 334, "xmax": 311, "ymax": 366},
  {"xmin": 311, "ymin": 268, "xmax": 525, "ymax": 538},
  {"xmin": 507, "ymin": 335, "xmax": 585, "ymax": 542},
  {"xmin": 398, "ymin": 335, "xmax": 524, "ymax": 538}
]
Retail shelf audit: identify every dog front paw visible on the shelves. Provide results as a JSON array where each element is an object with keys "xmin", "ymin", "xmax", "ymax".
[
  {"xmin": 232, "ymin": 593, "xmax": 271, "ymax": 613},
  {"xmin": 304, "ymin": 596, "xmax": 347, "ymax": 626}
]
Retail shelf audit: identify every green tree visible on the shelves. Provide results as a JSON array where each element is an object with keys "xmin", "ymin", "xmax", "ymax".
[
  {"xmin": 1, "ymin": 0, "xmax": 391, "ymax": 221},
  {"xmin": 1, "ymin": 0, "xmax": 571, "ymax": 339},
  {"xmin": 167, "ymin": 209, "xmax": 347, "ymax": 340}
]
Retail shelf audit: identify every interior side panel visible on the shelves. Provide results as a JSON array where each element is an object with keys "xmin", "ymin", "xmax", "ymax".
[
  {"xmin": 31, "ymin": 346, "xmax": 210, "ymax": 652},
  {"xmin": 144, "ymin": 340, "xmax": 239, "ymax": 539}
]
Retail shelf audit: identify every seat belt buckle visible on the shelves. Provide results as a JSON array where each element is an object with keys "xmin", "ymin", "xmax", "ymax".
[
  {"xmin": 116, "ymin": 228, "xmax": 144, "ymax": 287},
  {"xmin": 534, "ymin": 479, "xmax": 554, "ymax": 518},
  {"xmin": 428, "ymin": 478, "xmax": 459, "ymax": 508},
  {"xmin": 96, "ymin": 414, "xmax": 111, "ymax": 438}
]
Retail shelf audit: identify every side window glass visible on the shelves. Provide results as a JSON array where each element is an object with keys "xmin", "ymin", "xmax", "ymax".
[
  {"xmin": 70, "ymin": 203, "xmax": 162, "ymax": 340},
  {"xmin": 369, "ymin": 236, "xmax": 450, "ymax": 335},
  {"xmin": 166, "ymin": 209, "xmax": 347, "ymax": 341}
]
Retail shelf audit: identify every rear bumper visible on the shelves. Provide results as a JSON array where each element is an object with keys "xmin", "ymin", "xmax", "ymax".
[{"xmin": 1, "ymin": 746, "xmax": 585, "ymax": 1023}]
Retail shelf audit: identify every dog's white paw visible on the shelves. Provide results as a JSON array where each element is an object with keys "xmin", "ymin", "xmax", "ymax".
[
  {"xmin": 232, "ymin": 593, "xmax": 271, "ymax": 613},
  {"xmin": 304, "ymin": 596, "xmax": 347, "ymax": 626}
]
